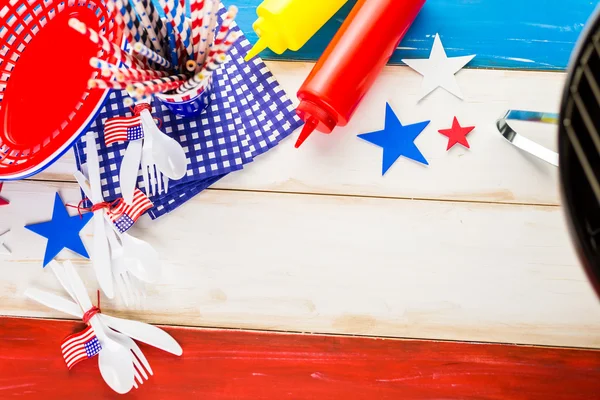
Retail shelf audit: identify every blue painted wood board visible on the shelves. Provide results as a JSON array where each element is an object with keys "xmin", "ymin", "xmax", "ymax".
[{"xmin": 232, "ymin": 0, "xmax": 598, "ymax": 71}]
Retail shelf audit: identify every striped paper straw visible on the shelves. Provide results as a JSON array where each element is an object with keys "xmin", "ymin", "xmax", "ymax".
[
  {"xmin": 196, "ymin": 0, "xmax": 215, "ymax": 65},
  {"xmin": 68, "ymin": 18, "xmax": 145, "ymax": 69},
  {"xmin": 143, "ymin": 79, "xmax": 186, "ymax": 96},
  {"xmin": 176, "ymin": 71, "xmax": 207, "ymax": 93},
  {"xmin": 186, "ymin": 60, "xmax": 198, "ymax": 72},
  {"xmin": 171, "ymin": 0, "xmax": 194, "ymax": 59},
  {"xmin": 182, "ymin": 19, "xmax": 194, "ymax": 60},
  {"xmin": 89, "ymin": 78, "xmax": 131, "ymax": 90},
  {"xmin": 90, "ymin": 57, "xmax": 126, "ymax": 82},
  {"xmin": 119, "ymin": 0, "xmax": 150, "ymax": 48},
  {"xmin": 175, "ymin": 0, "xmax": 186, "ymax": 35},
  {"xmin": 200, "ymin": 53, "xmax": 227, "ymax": 75},
  {"xmin": 106, "ymin": 0, "xmax": 136, "ymax": 47},
  {"xmin": 130, "ymin": 0, "xmax": 162, "ymax": 53},
  {"xmin": 118, "ymin": 66, "xmax": 171, "ymax": 82},
  {"xmin": 158, "ymin": 0, "xmax": 190, "ymax": 64},
  {"xmin": 190, "ymin": 0, "xmax": 205, "ymax": 57},
  {"xmin": 133, "ymin": 42, "xmax": 173, "ymax": 69},
  {"xmin": 166, "ymin": 22, "xmax": 179, "ymax": 68},
  {"xmin": 204, "ymin": 31, "xmax": 240, "ymax": 68},
  {"xmin": 203, "ymin": 0, "xmax": 221, "ymax": 63},
  {"xmin": 130, "ymin": 74, "xmax": 187, "ymax": 98},
  {"xmin": 206, "ymin": 6, "xmax": 238, "ymax": 61},
  {"xmin": 144, "ymin": 0, "xmax": 167, "ymax": 42}
]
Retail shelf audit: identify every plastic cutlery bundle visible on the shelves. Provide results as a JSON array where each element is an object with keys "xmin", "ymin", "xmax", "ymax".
[
  {"xmin": 79, "ymin": 132, "xmax": 162, "ymax": 305},
  {"xmin": 25, "ymin": 260, "xmax": 182, "ymax": 394},
  {"xmin": 104, "ymin": 102, "xmax": 188, "ymax": 203}
]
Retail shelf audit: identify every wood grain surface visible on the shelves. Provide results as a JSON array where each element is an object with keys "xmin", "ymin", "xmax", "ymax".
[
  {"xmin": 2, "ymin": 317, "xmax": 600, "ymax": 399},
  {"xmin": 2, "ymin": 180, "xmax": 599, "ymax": 348},
  {"xmin": 35, "ymin": 64, "xmax": 566, "ymax": 206},
  {"xmin": 233, "ymin": 0, "xmax": 597, "ymax": 70}
]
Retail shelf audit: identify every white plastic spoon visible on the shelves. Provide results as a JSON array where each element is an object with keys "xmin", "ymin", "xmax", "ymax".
[
  {"xmin": 139, "ymin": 110, "xmax": 188, "ymax": 180},
  {"xmin": 63, "ymin": 260, "xmax": 135, "ymax": 394}
]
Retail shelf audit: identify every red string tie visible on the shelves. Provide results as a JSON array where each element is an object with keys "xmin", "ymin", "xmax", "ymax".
[
  {"xmin": 67, "ymin": 198, "xmax": 124, "ymax": 219},
  {"xmin": 82, "ymin": 290, "xmax": 101, "ymax": 324}
]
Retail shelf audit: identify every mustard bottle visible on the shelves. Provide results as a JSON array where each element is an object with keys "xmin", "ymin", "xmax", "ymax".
[{"xmin": 245, "ymin": 0, "xmax": 349, "ymax": 61}]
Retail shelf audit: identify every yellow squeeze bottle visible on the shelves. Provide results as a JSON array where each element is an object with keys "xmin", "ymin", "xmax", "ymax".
[{"xmin": 245, "ymin": 0, "xmax": 349, "ymax": 61}]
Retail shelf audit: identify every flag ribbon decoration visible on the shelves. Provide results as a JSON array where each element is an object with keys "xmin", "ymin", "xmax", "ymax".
[
  {"xmin": 106, "ymin": 189, "xmax": 154, "ymax": 233},
  {"xmin": 60, "ymin": 292, "xmax": 102, "ymax": 369},
  {"xmin": 69, "ymin": 190, "xmax": 154, "ymax": 234},
  {"xmin": 104, "ymin": 103, "xmax": 153, "ymax": 146}
]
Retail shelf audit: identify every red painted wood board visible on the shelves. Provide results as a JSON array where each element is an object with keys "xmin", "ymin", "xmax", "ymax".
[{"xmin": 1, "ymin": 316, "xmax": 600, "ymax": 399}]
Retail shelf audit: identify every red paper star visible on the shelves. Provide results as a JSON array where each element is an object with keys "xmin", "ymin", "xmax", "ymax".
[
  {"xmin": 0, "ymin": 183, "xmax": 8, "ymax": 206},
  {"xmin": 438, "ymin": 117, "xmax": 475, "ymax": 150}
]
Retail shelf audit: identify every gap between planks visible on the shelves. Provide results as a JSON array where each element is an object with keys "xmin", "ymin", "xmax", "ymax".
[
  {"xmin": 8, "ymin": 314, "xmax": 600, "ymax": 352},
  {"xmin": 23, "ymin": 177, "xmax": 560, "ymax": 209},
  {"xmin": 28, "ymin": 63, "xmax": 567, "ymax": 207}
]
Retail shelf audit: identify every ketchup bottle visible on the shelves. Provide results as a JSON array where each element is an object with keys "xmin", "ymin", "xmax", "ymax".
[{"xmin": 295, "ymin": 0, "xmax": 426, "ymax": 148}]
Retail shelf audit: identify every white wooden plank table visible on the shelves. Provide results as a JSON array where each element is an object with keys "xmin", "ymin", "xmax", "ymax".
[{"xmin": 2, "ymin": 61, "xmax": 599, "ymax": 349}]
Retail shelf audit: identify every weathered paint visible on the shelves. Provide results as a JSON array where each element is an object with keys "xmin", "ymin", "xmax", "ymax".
[
  {"xmin": 2, "ymin": 317, "xmax": 600, "ymax": 398},
  {"xmin": 233, "ymin": 0, "xmax": 597, "ymax": 70}
]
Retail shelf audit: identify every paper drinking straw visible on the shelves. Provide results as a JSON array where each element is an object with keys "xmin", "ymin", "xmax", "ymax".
[
  {"xmin": 204, "ymin": 31, "xmax": 241, "ymax": 67},
  {"xmin": 176, "ymin": 71, "xmax": 207, "ymax": 93},
  {"xmin": 130, "ymin": 74, "xmax": 187, "ymax": 99},
  {"xmin": 206, "ymin": 6, "xmax": 237, "ymax": 61},
  {"xmin": 130, "ymin": 0, "xmax": 162, "ymax": 53},
  {"xmin": 190, "ymin": 0, "xmax": 205, "ymax": 57},
  {"xmin": 186, "ymin": 60, "xmax": 198, "ymax": 72},
  {"xmin": 133, "ymin": 42, "xmax": 173, "ymax": 69},
  {"xmin": 196, "ymin": 0, "xmax": 215, "ymax": 65},
  {"xmin": 89, "ymin": 78, "xmax": 131, "ymax": 90},
  {"xmin": 143, "ymin": 0, "xmax": 167, "ymax": 42},
  {"xmin": 181, "ymin": 19, "xmax": 194, "ymax": 60},
  {"xmin": 110, "ymin": 0, "xmax": 151, "ymax": 67},
  {"xmin": 90, "ymin": 57, "xmax": 126, "ymax": 81},
  {"xmin": 200, "ymin": 53, "xmax": 227, "ymax": 75},
  {"xmin": 172, "ymin": 0, "xmax": 194, "ymax": 59},
  {"xmin": 177, "ymin": 50, "xmax": 229, "ymax": 94},
  {"xmin": 143, "ymin": 79, "xmax": 186, "ymax": 96},
  {"xmin": 119, "ymin": 0, "xmax": 151, "ymax": 48},
  {"xmin": 204, "ymin": 0, "xmax": 221, "ymax": 61},
  {"xmin": 158, "ymin": 0, "xmax": 190, "ymax": 64},
  {"xmin": 176, "ymin": 0, "xmax": 187, "ymax": 34},
  {"xmin": 106, "ymin": 0, "xmax": 136, "ymax": 47},
  {"xmin": 118, "ymin": 65, "xmax": 171, "ymax": 82},
  {"xmin": 166, "ymin": 22, "xmax": 179, "ymax": 68},
  {"xmin": 68, "ymin": 18, "xmax": 145, "ymax": 69}
]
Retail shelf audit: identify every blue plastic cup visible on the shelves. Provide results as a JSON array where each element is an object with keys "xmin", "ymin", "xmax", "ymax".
[{"xmin": 155, "ymin": 75, "xmax": 214, "ymax": 118}]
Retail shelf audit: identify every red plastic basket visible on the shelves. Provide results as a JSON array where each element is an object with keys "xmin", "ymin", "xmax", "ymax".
[{"xmin": 0, "ymin": 0, "xmax": 122, "ymax": 179}]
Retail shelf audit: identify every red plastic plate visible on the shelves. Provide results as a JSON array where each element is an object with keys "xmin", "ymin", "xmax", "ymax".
[{"xmin": 0, "ymin": 0, "xmax": 122, "ymax": 179}]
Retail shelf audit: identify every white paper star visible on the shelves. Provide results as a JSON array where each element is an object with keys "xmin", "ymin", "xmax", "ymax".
[
  {"xmin": 0, "ymin": 230, "xmax": 10, "ymax": 255},
  {"xmin": 402, "ymin": 34, "xmax": 476, "ymax": 101}
]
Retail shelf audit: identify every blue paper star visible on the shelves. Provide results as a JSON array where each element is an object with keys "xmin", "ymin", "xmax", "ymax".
[
  {"xmin": 358, "ymin": 103, "xmax": 430, "ymax": 175},
  {"xmin": 25, "ymin": 193, "xmax": 93, "ymax": 267}
]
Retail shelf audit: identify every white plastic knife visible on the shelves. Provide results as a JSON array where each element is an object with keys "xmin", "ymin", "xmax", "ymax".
[
  {"xmin": 25, "ymin": 287, "xmax": 182, "ymax": 356},
  {"xmin": 86, "ymin": 133, "xmax": 114, "ymax": 299},
  {"xmin": 99, "ymin": 314, "xmax": 183, "ymax": 356},
  {"xmin": 119, "ymin": 139, "xmax": 143, "ymax": 204}
]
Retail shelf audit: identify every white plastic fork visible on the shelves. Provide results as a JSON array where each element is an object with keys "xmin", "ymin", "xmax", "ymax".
[
  {"xmin": 105, "ymin": 221, "xmax": 146, "ymax": 307},
  {"xmin": 50, "ymin": 261, "xmax": 152, "ymax": 389},
  {"xmin": 140, "ymin": 116, "xmax": 169, "ymax": 196},
  {"xmin": 104, "ymin": 328, "xmax": 153, "ymax": 388}
]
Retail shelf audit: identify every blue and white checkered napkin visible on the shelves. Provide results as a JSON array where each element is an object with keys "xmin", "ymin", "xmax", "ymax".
[{"xmin": 73, "ymin": 17, "xmax": 302, "ymax": 219}]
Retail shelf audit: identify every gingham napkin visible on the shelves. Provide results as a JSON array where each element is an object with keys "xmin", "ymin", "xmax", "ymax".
[{"xmin": 73, "ymin": 16, "xmax": 302, "ymax": 219}]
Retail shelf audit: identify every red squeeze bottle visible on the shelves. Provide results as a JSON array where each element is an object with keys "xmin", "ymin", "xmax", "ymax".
[{"xmin": 295, "ymin": 0, "xmax": 426, "ymax": 148}]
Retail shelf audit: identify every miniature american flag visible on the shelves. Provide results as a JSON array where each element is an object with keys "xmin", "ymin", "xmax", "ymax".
[
  {"xmin": 108, "ymin": 189, "xmax": 154, "ymax": 233},
  {"xmin": 104, "ymin": 115, "xmax": 144, "ymax": 146},
  {"xmin": 61, "ymin": 325, "xmax": 102, "ymax": 369}
]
